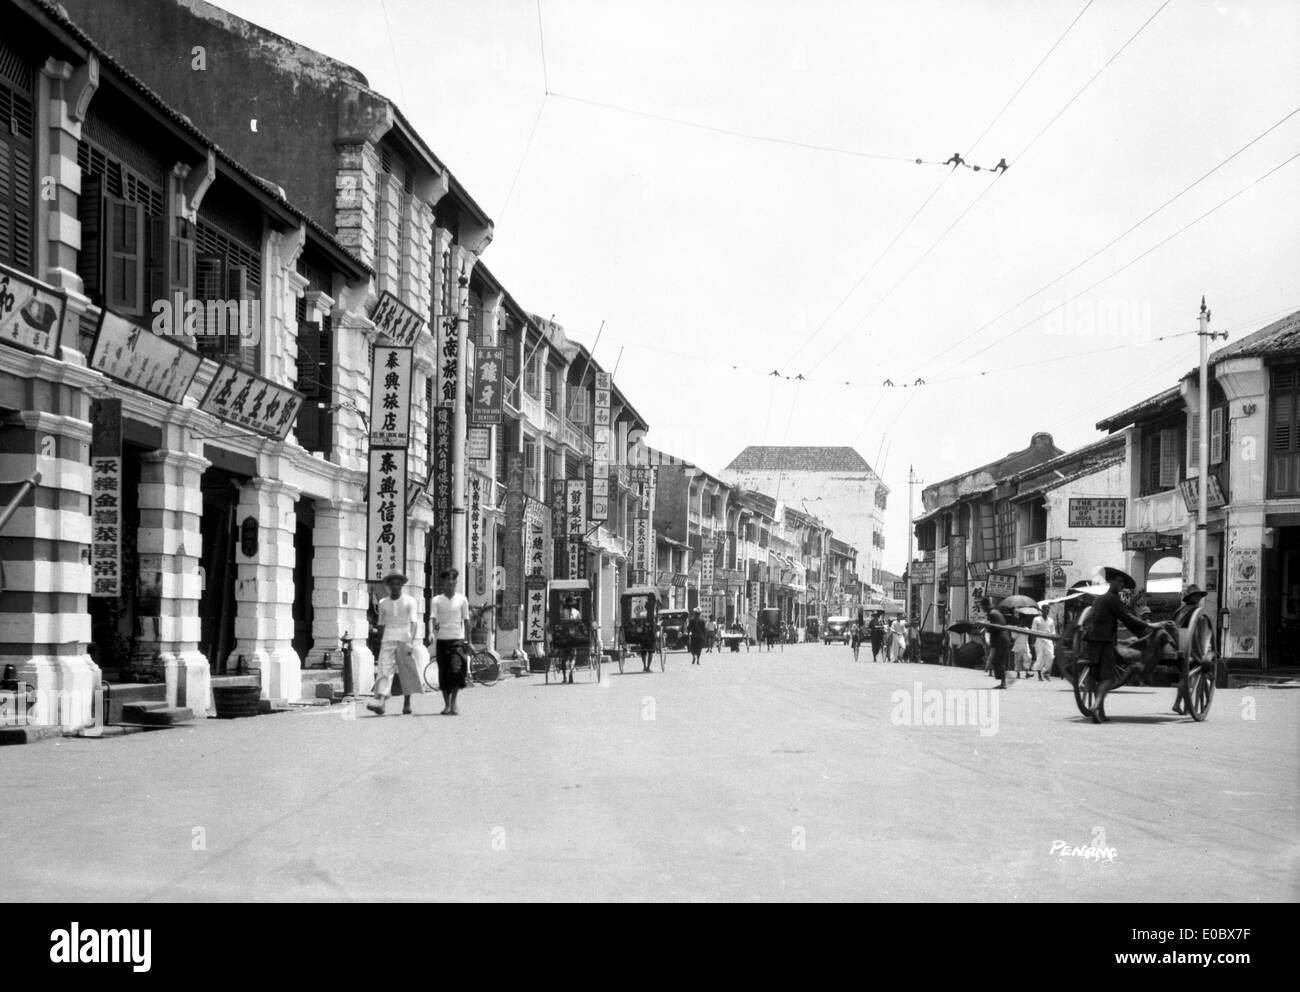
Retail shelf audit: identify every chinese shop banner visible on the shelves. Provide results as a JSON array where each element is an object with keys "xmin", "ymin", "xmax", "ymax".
[
  {"xmin": 90, "ymin": 310, "xmax": 202, "ymax": 403},
  {"xmin": 472, "ymin": 347, "xmax": 504, "ymax": 426},
  {"xmin": 369, "ymin": 290, "xmax": 426, "ymax": 348},
  {"xmin": 366, "ymin": 447, "xmax": 407, "ymax": 582},
  {"xmin": 200, "ymin": 362, "xmax": 303, "ymax": 440},
  {"xmin": 0, "ymin": 262, "xmax": 65, "ymax": 357},
  {"xmin": 431, "ymin": 405, "xmax": 454, "ymax": 577},
  {"xmin": 368, "ymin": 345, "xmax": 414, "ymax": 448},
  {"xmin": 89, "ymin": 399, "xmax": 123, "ymax": 598}
]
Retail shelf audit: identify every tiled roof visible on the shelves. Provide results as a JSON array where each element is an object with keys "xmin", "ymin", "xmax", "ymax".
[
  {"xmin": 1095, "ymin": 385, "xmax": 1182, "ymax": 433},
  {"xmin": 725, "ymin": 446, "xmax": 874, "ymax": 473},
  {"xmin": 1209, "ymin": 308, "xmax": 1300, "ymax": 363}
]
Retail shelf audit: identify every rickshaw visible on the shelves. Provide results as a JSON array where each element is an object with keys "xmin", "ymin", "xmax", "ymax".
[
  {"xmin": 1069, "ymin": 599, "xmax": 1218, "ymax": 722},
  {"xmin": 546, "ymin": 579, "xmax": 601, "ymax": 684},
  {"xmin": 617, "ymin": 585, "xmax": 665, "ymax": 673},
  {"xmin": 757, "ymin": 607, "xmax": 782, "ymax": 652}
]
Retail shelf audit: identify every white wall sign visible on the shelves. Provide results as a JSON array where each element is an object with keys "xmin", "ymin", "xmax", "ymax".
[
  {"xmin": 90, "ymin": 310, "xmax": 202, "ymax": 403},
  {"xmin": 369, "ymin": 290, "xmax": 426, "ymax": 347},
  {"xmin": 366, "ymin": 447, "xmax": 408, "ymax": 582},
  {"xmin": 368, "ymin": 345, "xmax": 414, "ymax": 448}
]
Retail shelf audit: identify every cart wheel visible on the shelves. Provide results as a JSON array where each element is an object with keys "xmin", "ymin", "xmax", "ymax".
[
  {"xmin": 1073, "ymin": 664, "xmax": 1101, "ymax": 718},
  {"xmin": 1184, "ymin": 611, "xmax": 1217, "ymax": 721}
]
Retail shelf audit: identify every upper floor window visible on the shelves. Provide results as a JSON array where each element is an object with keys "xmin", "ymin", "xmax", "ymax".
[
  {"xmin": 0, "ymin": 46, "xmax": 37, "ymax": 274},
  {"xmin": 1140, "ymin": 417, "xmax": 1185, "ymax": 495},
  {"xmin": 1270, "ymin": 365, "xmax": 1300, "ymax": 498}
]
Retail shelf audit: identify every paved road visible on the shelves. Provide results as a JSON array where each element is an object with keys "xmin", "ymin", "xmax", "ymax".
[{"xmin": 3, "ymin": 644, "xmax": 1296, "ymax": 901}]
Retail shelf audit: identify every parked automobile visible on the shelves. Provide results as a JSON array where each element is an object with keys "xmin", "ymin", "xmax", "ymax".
[
  {"xmin": 823, "ymin": 616, "xmax": 853, "ymax": 644},
  {"xmin": 659, "ymin": 609, "xmax": 691, "ymax": 650}
]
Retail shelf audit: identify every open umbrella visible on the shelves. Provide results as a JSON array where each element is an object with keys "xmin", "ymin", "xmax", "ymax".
[
  {"xmin": 948, "ymin": 621, "xmax": 980, "ymax": 636},
  {"xmin": 997, "ymin": 594, "xmax": 1038, "ymax": 611}
]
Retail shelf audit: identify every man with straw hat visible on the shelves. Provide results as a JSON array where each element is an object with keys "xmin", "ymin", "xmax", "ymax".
[
  {"xmin": 1082, "ymin": 566, "xmax": 1156, "ymax": 723},
  {"xmin": 367, "ymin": 571, "xmax": 421, "ymax": 716},
  {"xmin": 1169, "ymin": 584, "xmax": 1210, "ymax": 714}
]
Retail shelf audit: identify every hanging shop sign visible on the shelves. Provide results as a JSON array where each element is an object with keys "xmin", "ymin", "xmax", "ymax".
[
  {"xmin": 1067, "ymin": 497, "xmax": 1127, "ymax": 529},
  {"xmin": 525, "ymin": 575, "xmax": 548, "ymax": 643},
  {"xmin": 702, "ymin": 551, "xmax": 714, "ymax": 584},
  {"xmin": 468, "ymin": 475, "xmax": 484, "ymax": 567},
  {"xmin": 88, "ymin": 399, "xmax": 123, "ymax": 599},
  {"xmin": 369, "ymin": 290, "xmax": 426, "ymax": 348},
  {"xmin": 568, "ymin": 539, "xmax": 587, "ymax": 581},
  {"xmin": 0, "ymin": 262, "xmax": 65, "ymax": 357},
  {"xmin": 89, "ymin": 310, "xmax": 203, "ymax": 403},
  {"xmin": 365, "ymin": 447, "xmax": 407, "ymax": 583},
  {"xmin": 590, "ymin": 469, "xmax": 609, "ymax": 523},
  {"xmin": 1177, "ymin": 476, "xmax": 1226, "ymax": 513},
  {"xmin": 1121, "ymin": 531, "xmax": 1183, "ymax": 552},
  {"xmin": 892, "ymin": 581, "xmax": 907, "ymax": 601},
  {"xmin": 500, "ymin": 452, "xmax": 524, "ymax": 631},
  {"xmin": 566, "ymin": 480, "xmax": 587, "ymax": 540},
  {"xmin": 527, "ymin": 518, "xmax": 546, "ymax": 578},
  {"xmin": 551, "ymin": 479, "xmax": 568, "ymax": 579},
  {"xmin": 368, "ymin": 345, "xmax": 414, "ymax": 448},
  {"xmin": 200, "ymin": 363, "xmax": 303, "ymax": 440},
  {"xmin": 431, "ymin": 405, "xmax": 453, "ymax": 577},
  {"xmin": 948, "ymin": 539, "xmax": 967, "ymax": 587},
  {"xmin": 912, "ymin": 560, "xmax": 936, "ymax": 584},
  {"xmin": 467, "ymin": 426, "xmax": 491, "ymax": 462},
  {"xmin": 471, "ymin": 347, "xmax": 504, "ymax": 426},
  {"xmin": 436, "ymin": 310, "xmax": 459, "ymax": 407},
  {"xmin": 985, "ymin": 572, "xmax": 1017, "ymax": 599},
  {"xmin": 1224, "ymin": 527, "xmax": 1259, "ymax": 660}
]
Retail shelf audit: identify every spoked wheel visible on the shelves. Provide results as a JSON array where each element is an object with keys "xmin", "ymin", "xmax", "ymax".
[
  {"xmin": 469, "ymin": 649, "xmax": 499, "ymax": 686},
  {"xmin": 1183, "ymin": 610, "xmax": 1218, "ymax": 721},
  {"xmin": 1073, "ymin": 663, "xmax": 1101, "ymax": 718}
]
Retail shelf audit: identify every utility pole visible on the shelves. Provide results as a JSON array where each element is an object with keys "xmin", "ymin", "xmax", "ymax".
[
  {"xmin": 452, "ymin": 267, "xmax": 470, "ymax": 589},
  {"xmin": 906, "ymin": 466, "xmax": 921, "ymax": 628},
  {"xmin": 1195, "ymin": 296, "xmax": 1227, "ymax": 588}
]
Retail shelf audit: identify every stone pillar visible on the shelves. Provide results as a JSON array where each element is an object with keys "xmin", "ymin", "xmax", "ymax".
[
  {"xmin": 375, "ymin": 171, "xmax": 403, "ymax": 298},
  {"xmin": 408, "ymin": 494, "xmax": 434, "ymax": 642},
  {"xmin": 135, "ymin": 449, "xmax": 213, "ymax": 715},
  {"xmin": 41, "ymin": 55, "xmax": 98, "ymax": 302},
  {"xmin": 231, "ymin": 477, "xmax": 302, "ymax": 700},
  {"xmin": 336, "ymin": 143, "xmax": 380, "ymax": 267},
  {"xmin": 305, "ymin": 497, "xmax": 374, "ymax": 688},
  {"xmin": 0, "ymin": 368, "xmax": 98, "ymax": 730}
]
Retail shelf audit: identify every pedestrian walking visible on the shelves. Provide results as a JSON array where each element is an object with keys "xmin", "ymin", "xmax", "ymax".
[
  {"xmin": 850, "ymin": 620, "xmax": 862, "ymax": 661},
  {"xmin": 431, "ymin": 568, "xmax": 471, "ymax": 711},
  {"xmin": 367, "ymin": 571, "xmax": 421, "ymax": 716},
  {"xmin": 981, "ymin": 596, "xmax": 1011, "ymax": 689},
  {"xmin": 705, "ymin": 615, "xmax": 718, "ymax": 653},
  {"xmin": 687, "ymin": 607, "xmax": 707, "ymax": 664},
  {"xmin": 907, "ymin": 616, "xmax": 921, "ymax": 663},
  {"xmin": 868, "ymin": 612, "xmax": 884, "ymax": 661},
  {"xmin": 889, "ymin": 616, "xmax": 907, "ymax": 662},
  {"xmin": 1011, "ymin": 619, "xmax": 1033, "ymax": 678},
  {"xmin": 1031, "ymin": 607, "xmax": 1056, "ymax": 681},
  {"xmin": 1170, "ymin": 584, "xmax": 1208, "ymax": 714}
]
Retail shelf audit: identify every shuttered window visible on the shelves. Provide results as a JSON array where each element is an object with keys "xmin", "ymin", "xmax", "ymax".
[
  {"xmin": 192, "ymin": 222, "xmax": 261, "ymax": 370},
  {"xmin": 0, "ymin": 77, "xmax": 36, "ymax": 273},
  {"xmin": 1270, "ymin": 366, "xmax": 1300, "ymax": 498}
]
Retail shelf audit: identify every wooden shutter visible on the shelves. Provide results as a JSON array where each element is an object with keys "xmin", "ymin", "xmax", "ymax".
[
  {"xmin": 1158, "ymin": 428, "xmax": 1179, "ymax": 488},
  {"xmin": 0, "ymin": 84, "xmax": 35, "ymax": 272},
  {"xmin": 226, "ymin": 264, "xmax": 256, "ymax": 370},
  {"xmin": 194, "ymin": 252, "xmax": 224, "ymax": 356},
  {"xmin": 171, "ymin": 217, "xmax": 195, "ymax": 298},
  {"xmin": 1271, "ymin": 374, "xmax": 1299, "ymax": 497},
  {"xmin": 105, "ymin": 194, "xmax": 145, "ymax": 315},
  {"xmin": 1210, "ymin": 406, "xmax": 1224, "ymax": 465},
  {"xmin": 1188, "ymin": 413, "xmax": 1199, "ymax": 468},
  {"xmin": 296, "ymin": 321, "xmax": 321, "ymax": 398},
  {"xmin": 145, "ymin": 213, "xmax": 169, "ymax": 313},
  {"xmin": 77, "ymin": 173, "xmax": 103, "ymax": 301}
]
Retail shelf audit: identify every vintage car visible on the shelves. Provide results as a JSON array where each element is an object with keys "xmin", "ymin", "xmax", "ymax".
[{"xmin": 823, "ymin": 616, "xmax": 855, "ymax": 644}]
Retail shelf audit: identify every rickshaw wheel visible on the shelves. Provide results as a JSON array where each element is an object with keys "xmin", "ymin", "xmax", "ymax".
[
  {"xmin": 1073, "ymin": 664, "xmax": 1101, "ymax": 719},
  {"xmin": 1184, "ymin": 610, "xmax": 1217, "ymax": 721}
]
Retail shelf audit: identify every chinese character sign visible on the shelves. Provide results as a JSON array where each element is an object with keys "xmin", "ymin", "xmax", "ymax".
[
  {"xmin": 566, "ymin": 480, "xmax": 587, "ymax": 539},
  {"xmin": 702, "ymin": 551, "xmax": 714, "ymax": 584},
  {"xmin": 528, "ymin": 518, "xmax": 546, "ymax": 577},
  {"xmin": 366, "ymin": 448, "xmax": 407, "ymax": 582},
  {"xmin": 199, "ymin": 363, "xmax": 303, "ymax": 440},
  {"xmin": 501, "ymin": 453, "xmax": 524, "ymax": 631},
  {"xmin": 0, "ymin": 262, "xmax": 65, "ymax": 357},
  {"xmin": 468, "ymin": 475, "xmax": 484, "ymax": 567},
  {"xmin": 1067, "ymin": 498, "xmax": 1127, "ymax": 528},
  {"xmin": 369, "ymin": 290, "xmax": 426, "ymax": 347},
  {"xmin": 90, "ymin": 310, "xmax": 202, "ymax": 403},
  {"xmin": 525, "ymin": 578, "xmax": 547, "ymax": 643},
  {"xmin": 368, "ymin": 346, "xmax": 414, "ymax": 448},
  {"xmin": 432, "ymin": 405, "xmax": 454, "ymax": 576},
  {"xmin": 467, "ymin": 427, "xmax": 491, "ymax": 461},
  {"xmin": 551, "ymin": 479, "xmax": 568, "ymax": 578},
  {"xmin": 90, "ymin": 457, "xmax": 122, "ymax": 597},
  {"xmin": 437, "ymin": 312, "xmax": 460, "ymax": 407},
  {"xmin": 472, "ymin": 347, "xmax": 504, "ymax": 426}
]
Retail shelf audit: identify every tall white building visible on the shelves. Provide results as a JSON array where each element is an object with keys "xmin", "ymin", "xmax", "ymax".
[{"xmin": 721, "ymin": 446, "xmax": 888, "ymax": 585}]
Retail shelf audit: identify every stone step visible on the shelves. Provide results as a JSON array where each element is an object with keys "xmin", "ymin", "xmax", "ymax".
[
  {"xmin": 103, "ymin": 683, "xmax": 168, "ymax": 725},
  {"xmin": 0, "ymin": 725, "xmax": 63, "ymax": 746},
  {"xmin": 122, "ymin": 705, "xmax": 194, "ymax": 727}
]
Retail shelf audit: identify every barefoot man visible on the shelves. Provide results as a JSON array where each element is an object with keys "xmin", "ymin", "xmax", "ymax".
[{"xmin": 367, "ymin": 571, "xmax": 420, "ymax": 716}]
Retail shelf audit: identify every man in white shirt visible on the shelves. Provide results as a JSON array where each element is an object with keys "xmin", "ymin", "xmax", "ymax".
[
  {"xmin": 431, "ymin": 568, "xmax": 471, "ymax": 715},
  {"xmin": 367, "ymin": 571, "xmax": 420, "ymax": 716}
]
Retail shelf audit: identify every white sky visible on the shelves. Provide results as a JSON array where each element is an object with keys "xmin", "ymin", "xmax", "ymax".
[{"xmin": 212, "ymin": 0, "xmax": 1300, "ymax": 573}]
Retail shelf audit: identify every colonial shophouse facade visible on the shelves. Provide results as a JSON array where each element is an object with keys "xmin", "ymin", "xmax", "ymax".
[{"xmin": 1, "ymin": 0, "xmax": 375, "ymax": 727}]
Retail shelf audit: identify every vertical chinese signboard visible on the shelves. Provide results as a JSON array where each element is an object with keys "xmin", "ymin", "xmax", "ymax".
[
  {"xmin": 1225, "ymin": 525, "xmax": 1260, "ymax": 660},
  {"xmin": 591, "ymin": 372, "xmax": 611, "ymax": 523},
  {"xmin": 566, "ymin": 479, "xmax": 587, "ymax": 580},
  {"xmin": 468, "ymin": 474, "xmax": 486, "ymax": 604},
  {"xmin": 366, "ymin": 448, "xmax": 407, "ymax": 581},
  {"xmin": 525, "ymin": 575, "xmax": 547, "ymax": 644},
  {"xmin": 501, "ymin": 452, "xmax": 524, "ymax": 631},
  {"xmin": 431, "ymin": 406, "xmax": 454, "ymax": 577},
  {"xmin": 368, "ymin": 346, "xmax": 414, "ymax": 448},
  {"xmin": 472, "ymin": 347, "xmax": 504, "ymax": 426},
  {"xmin": 89, "ymin": 399, "xmax": 122, "ymax": 598},
  {"xmin": 947, "ymin": 538, "xmax": 966, "ymax": 587},
  {"xmin": 551, "ymin": 479, "xmax": 567, "ymax": 579}
]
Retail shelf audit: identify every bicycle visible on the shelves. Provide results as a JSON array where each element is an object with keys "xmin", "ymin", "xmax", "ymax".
[{"xmin": 423, "ymin": 604, "xmax": 501, "ymax": 690}]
